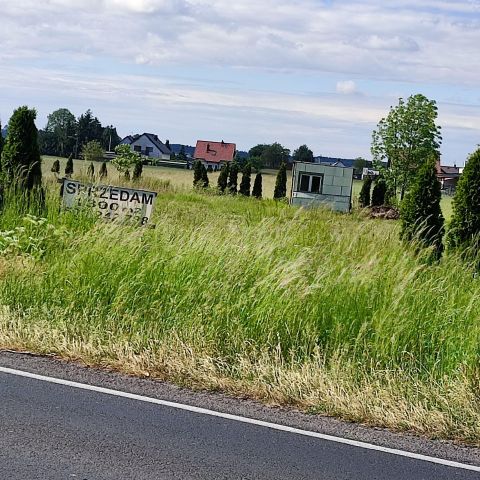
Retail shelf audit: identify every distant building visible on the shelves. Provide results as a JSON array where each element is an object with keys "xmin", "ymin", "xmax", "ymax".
[
  {"xmin": 436, "ymin": 160, "xmax": 461, "ymax": 193},
  {"xmin": 194, "ymin": 140, "xmax": 236, "ymax": 170},
  {"xmin": 120, "ymin": 133, "xmax": 172, "ymax": 161}
]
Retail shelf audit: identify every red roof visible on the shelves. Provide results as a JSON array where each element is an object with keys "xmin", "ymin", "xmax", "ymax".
[{"xmin": 194, "ymin": 140, "xmax": 236, "ymax": 163}]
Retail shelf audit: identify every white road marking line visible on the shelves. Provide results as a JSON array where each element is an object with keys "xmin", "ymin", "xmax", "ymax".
[{"xmin": 0, "ymin": 365, "xmax": 479, "ymax": 473}]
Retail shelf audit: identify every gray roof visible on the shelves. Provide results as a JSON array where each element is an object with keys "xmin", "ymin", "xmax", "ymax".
[{"xmin": 120, "ymin": 133, "xmax": 172, "ymax": 155}]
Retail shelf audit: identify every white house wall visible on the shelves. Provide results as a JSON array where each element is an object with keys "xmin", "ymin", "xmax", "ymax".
[
  {"xmin": 129, "ymin": 137, "xmax": 170, "ymax": 160},
  {"xmin": 290, "ymin": 162, "xmax": 353, "ymax": 213}
]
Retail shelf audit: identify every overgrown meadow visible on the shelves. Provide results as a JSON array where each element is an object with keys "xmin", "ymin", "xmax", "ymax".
[{"xmin": 0, "ymin": 173, "xmax": 479, "ymax": 445}]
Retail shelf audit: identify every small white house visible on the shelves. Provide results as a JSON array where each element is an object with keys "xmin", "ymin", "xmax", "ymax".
[
  {"xmin": 290, "ymin": 162, "xmax": 353, "ymax": 213},
  {"xmin": 120, "ymin": 133, "xmax": 172, "ymax": 161}
]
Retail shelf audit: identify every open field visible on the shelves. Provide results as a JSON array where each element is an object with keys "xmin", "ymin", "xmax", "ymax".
[{"xmin": 0, "ymin": 174, "xmax": 479, "ymax": 445}]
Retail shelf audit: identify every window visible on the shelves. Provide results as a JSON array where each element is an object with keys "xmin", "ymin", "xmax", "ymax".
[
  {"xmin": 133, "ymin": 145, "xmax": 141, "ymax": 152},
  {"xmin": 299, "ymin": 174, "xmax": 323, "ymax": 194},
  {"xmin": 145, "ymin": 146, "xmax": 153, "ymax": 156}
]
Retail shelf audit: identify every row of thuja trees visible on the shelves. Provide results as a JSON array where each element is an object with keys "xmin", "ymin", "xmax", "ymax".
[{"xmin": 192, "ymin": 160, "xmax": 288, "ymax": 199}]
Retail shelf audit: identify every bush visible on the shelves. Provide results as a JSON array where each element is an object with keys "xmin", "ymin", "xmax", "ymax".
[
  {"xmin": 51, "ymin": 159, "xmax": 60, "ymax": 174},
  {"xmin": 400, "ymin": 157, "xmax": 444, "ymax": 259},
  {"xmin": 371, "ymin": 176, "xmax": 387, "ymax": 206},
  {"xmin": 217, "ymin": 163, "xmax": 229, "ymax": 193},
  {"xmin": 193, "ymin": 160, "xmax": 203, "ymax": 187},
  {"xmin": 273, "ymin": 162, "xmax": 287, "ymax": 199},
  {"xmin": 133, "ymin": 160, "xmax": 143, "ymax": 181},
  {"xmin": 99, "ymin": 162, "xmax": 108, "ymax": 179},
  {"xmin": 87, "ymin": 162, "xmax": 95, "ymax": 179},
  {"xmin": 65, "ymin": 154, "xmax": 74, "ymax": 177},
  {"xmin": 252, "ymin": 172, "xmax": 262, "ymax": 199},
  {"xmin": 228, "ymin": 162, "xmax": 239, "ymax": 194},
  {"xmin": 239, "ymin": 163, "xmax": 252, "ymax": 196},
  {"xmin": 201, "ymin": 164, "xmax": 209, "ymax": 188},
  {"xmin": 359, "ymin": 177, "xmax": 372, "ymax": 208},
  {"xmin": 448, "ymin": 148, "xmax": 480, "ymax": 254}
]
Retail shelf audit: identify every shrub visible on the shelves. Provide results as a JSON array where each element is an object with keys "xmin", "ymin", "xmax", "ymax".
[
  {"xmin": 207, "ymin": 165, "xmax": 213, "ymax": 173},
  {"xmin": 228, "ymin": 162, "xmax": 239, "ymax": 194},
  {"xmin": 400, "ymin": 157, "xmax": 444, "ymax": 259},
  {"xmin": 217, "ymin": 163, "xmax": 229, "ymax": 193},
  {"xmin": 239, "ymin": 163, "xmax": 252, "ymax": 196},
  {"xmin": 87, "ymin": 162, "xmax": 95, "ymax": 179},
  {"xmin": 371, "ymin": 176, "xmax": 387, "ymax": 206},
  {"xmin": 133, "ymin": 160, "xmax": 143, "ymax": 181},
  {"xmin": 51, "ymin": 159, "xmax": 60, "ymax": 174},
  {"xmin": 99, "ymin": 162, "xmax": 108, "ymax": 179},
  {"xmin": 252, "ymin": 172, "xmax": 262, "ymax": 199},
  {"xmin": 193, "ymin": 160, "xmax": 203, "ymax": 187},
  {"xmin": 65, "ymin": 154, "xmax": 74, "ymax": 177},
  {"xmin": 201, "ymin": 164, "xmax": 209, "ymax": 188},
  {"xmin": 448, "ymin": 148, "xmax": 480, "ymax": 254},
  {"xmin": 273, "ymin": 162, "xmax": 287, "ymax": 199},
  {"xmin": 359, "ymin": 177, "xmax": 372, "ymax": 208}
]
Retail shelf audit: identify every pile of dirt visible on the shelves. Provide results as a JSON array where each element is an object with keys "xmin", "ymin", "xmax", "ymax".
[{"xmin": 369, "ymin": 205, "xmax": 400, "ymax": 220}]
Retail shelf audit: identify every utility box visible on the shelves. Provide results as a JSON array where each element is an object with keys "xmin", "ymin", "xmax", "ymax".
[{"xmin": 290, "ymin": 162, "xmax": 353, "ymax": 213}]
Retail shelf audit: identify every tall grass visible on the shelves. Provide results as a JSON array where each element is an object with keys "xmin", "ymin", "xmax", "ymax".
[{"xmin": 0, "ymin": 180, "xmax": 479, "ymax": 443}]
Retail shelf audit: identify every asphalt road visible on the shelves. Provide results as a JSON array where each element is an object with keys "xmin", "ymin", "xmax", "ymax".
[{"xmin": 0, "ymin": 352, "xmax": 479, "ymax": 480}]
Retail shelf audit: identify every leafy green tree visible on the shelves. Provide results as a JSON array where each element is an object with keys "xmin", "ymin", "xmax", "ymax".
[
  {"xmin": 371, "ymin": 176, "xmax": 387, "ymax": 206},
  {"xmin": 82, "ymin": 140, "xmax": 104, "ymax": 163},
  {"xmin": 252, "ymin": 172, "xmax": 263, "ymax": 199},
  {"xmin": 273, "ymin": 162, "xmax": 287, "ymax": 199},
  {"xmin": 113, "ymin": 144, "xmax": 140, "ymax": 179},
  {"xmin": 292, "ymin": 144, "xmax": 314, "ymax": 163},
  {"xmin": 359, "ymin": 177, "xmax": 372, "ymax": 208},
  {"xmin": 217, "ymin": 163, "xmax": 229, "ymax": 192},
  {"xmin": 44, "ymin": 108, "xmax": 77, "ymax": 157},
  {"xmin": 87, "ymin": 162, "xmax": 95, "ymax": 179},
  {"xmin": 1, "ymin": 106, "xmax": 42, "ymax": 190},
  {"xmin": 248, "ymin": 144, "xmax": 268, "ymax": 159},
  {"xmin": 101, "ymin": 125, "xmax": 121, "ymax": 151},
  {"xmin": 76, "ymin": 109, "xmax": 103, "ymax": 151},
  {"xmin": 228, "ymin": 161, "xmax": 239, "ymax": 194},
  {"xmin": 51, "ymin": 159, "xmax": 60, "ymax": 174},
  {"xmin": 65, "ymin": 154, "xmax": 74, "ymax": 177},
  {"xmin": 99, "ymin": 161, "xmax": 108, "ymax": 179},
  {"xmin": 262, "ymin": 143, "xmax": 290, "ymax": 169},
  {"xmin": 133, "ymin": 159, "xmax": 143, "ymax": 180},
  {"xmin": 239, "ymin": 163, "xmax": 252, "ymax": 196},
  {"xmin": 371, "ymin": 94, "xmax": 442, "ymax": 200},
  {"xmin": 400, "ymin": 157, "xmax": 444, "ymax": 259},
  {"xmin": 193, "ymin": 160, "xmax": 203, "ymax": 186},
  {"xmin": 447, "ymin": 149, "xmax": 480, "ymax": 253}
]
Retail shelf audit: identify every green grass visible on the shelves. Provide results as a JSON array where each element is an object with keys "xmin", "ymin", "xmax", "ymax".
[{"xmin": 0, "ymin": 164, "xmax": 476, "ymax": 443}]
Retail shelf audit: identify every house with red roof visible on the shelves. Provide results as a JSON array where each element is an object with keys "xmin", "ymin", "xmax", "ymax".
[{"xmin": 194, "ymin": 140, "xmax": 236, "ymax": 171}]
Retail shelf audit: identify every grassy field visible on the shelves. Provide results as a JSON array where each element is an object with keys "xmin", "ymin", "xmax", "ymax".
[{"xmin": 0, "ymin": 166, "xmax": 479, "ymax": 445}]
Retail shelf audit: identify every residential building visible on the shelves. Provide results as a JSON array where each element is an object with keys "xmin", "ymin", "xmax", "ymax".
[
  {"xmin": 435, "ymin": 160, "xmax": 461, "ymax": 193},
  {"xmin": 194, "ymin": 140, "xmax": 236, "ymax": 170},
  {"xmin": 120, "ymin": 133, "xmax": 172, "ymax": 161}
]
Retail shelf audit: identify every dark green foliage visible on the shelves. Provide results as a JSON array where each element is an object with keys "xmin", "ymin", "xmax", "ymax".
[
  {"xmin": 99, "ymin": 162, "xmax": 108, "ymax": 179},
  {"xmin": 217, "ymin": 163, "xmax": 229, "ymax": 192},
  {"xmin": 359, "ymin": 177, "xmax": 372, "ymax": 208},
  {"xmin": 371, "ymin": 176, "xmax": 387, "ymax": 206},
  {"xmin": 51, "ymin": 159, "xmax": 60, "ymax": 174},
  {"xmin": 400, "ymin": 157, "xmax": 444, "ymax": 259},
  {"xmin": 292, "ymin": 144, "xmax": 314, "ymax": 163},
  {"xmin": 193, "ymin": 160, "xmax": 203, "ymax": 186},
  {"xmin": 447, "ymin": 149, "xmax": 480, "ymax": 253},
  {"xmin": 65, "ymin": 154, "xmax": 74, "ymax": 176},
  {"xmin": 273, "ymin": 162, "xmax": 287, "ymax": 199},
  {"xmin": 228, "ymin": 162, "xmax": 239, "ymax": 194},
  {"xmin": 1, "ymin": 106, "xmax": 42, "ymax": 190},
  {"xmin": 133, "ymin": 160, "xmax": 143, "ymax": 180},
  {"xmin": 0, "ymin": 122, "xmax": 4, "ymax": 159},
  {"xmin": 262, "ymin": 143, "xmax": 290, "ymax": 169},
  {"xmin": 87, "ymin": 162, "xmax": 95, "ymax": 179},
  {"xmin": 252, "ymin": 172, "xmax": 262, "ymax": 199},
  {"xmin": 178, "ymin": 146, "xmax": 187, "ymax": 161},
  {"xmin": 207, "ymin": 165, "xmax": 213, "ymax": 173},
  {"xmin": 201, "ymin": 164, "xmax": 209, "ymax": 188},
  {"xmin": 124, "ymin": 170, "xmax": 131, "ymax": 181},
  {"xmin": 239, "ymin": 163, "xmax": 252, "ymax": 196}
]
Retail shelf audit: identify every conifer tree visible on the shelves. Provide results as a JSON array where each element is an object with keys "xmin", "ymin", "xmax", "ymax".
[
  {"xmin": 65, "ymin": 153, "xmax": 74, "ymax": 177},
  {"xmin": 193, "ymin": 160, "xmax": 203, "ymax": 186},
  {"xmin": 371, "ymin": 176, "xmax": 387, "ymax": 206},
  {"xmin": 0, "ymin": 122, "xmax": 4, "ymax": 159},
  {"xmin": 400, "ymin": 157, "xmax": 444, "ymax": 259},
  {"xmin": 1, "ymin": 106, "xmax": 42, "ymax": 190},
  {"xmin": 51, "ymin": 159, "xmax": 60, "ymax": 174},
  {"xmin": 239, "ymin": 163, "xmax": 252, "ymax": 196},
  {"xmin": 448, "ymin": 148, "xmax": 480, "ymax": 252},
  {"xmin": 201, "ymin": 164, "xmax": 209, "ymax": 188},
  {"xmin": 87, "ymin": 161, "xmax": 95, "ymax": 179},
  {"xmin": 228, "ymin": 161, "xmax": 239, "ymax": 194},
  {"xmin": 252, "ymin": 172, "xmax": 263, "ymax": 199},
  {"xmin": 358, "ymin": 177, "xmax": 372, "ymax": 208},
  {"xmin": 99, "ymin": 161, "xmax": 108, "ymax": 179},
  {"xmin": 273, "ymin": 162, "xmax": 287, "ymax": 199},
  {"xmin": 217, "ymin": 163, "xmax": 229, "ymax": 192},
  {"xmin": 133, "ymin": 159, "xmax": 143, "ymax": 180}
]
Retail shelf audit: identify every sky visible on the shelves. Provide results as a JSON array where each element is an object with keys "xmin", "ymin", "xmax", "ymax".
[{"xmin": 1, "ymin": 0, "xmax": 479, "ymax": 165}]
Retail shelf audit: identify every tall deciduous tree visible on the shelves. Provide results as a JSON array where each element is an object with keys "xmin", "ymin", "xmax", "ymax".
[
  {"xmin": 252, "ymin": 172, "xmax": 262, "ymax": 199},
  {"xmin": 292, "ymin": 144, "xmax": 314, "ymax": 163},
  {"xmin": 44, "ymin": 108, "xmax": 77, "ymax": 157},
  {"xmin": 273, "ymin": 162, "xmax": 287, "ymax": 199},
  {"xmin": 371, "ymin": 94, "xmax": 442, "ymax": 200},
  {"xmin": 239, "ymin": 163, "xmax": 252, "ymax": 196},
  {"xmin": 262, "ymin": 143, "xmax": 290, "ymax": 169},
  {"xmin": 400, "ymin": 157, "xmax": 444, "ymax": 259},
  {"xmin": 1, "ymin": 106, "xmax": 42, "ymax": 190},
  {"xmin": 447, "ymin": 149, "xmax": 480, "ymax": 253}
]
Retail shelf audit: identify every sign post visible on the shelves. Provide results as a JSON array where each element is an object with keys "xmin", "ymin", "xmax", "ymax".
[{"xmin": 60, "ymin": 178, "xmax": 157, "ymax": 225}]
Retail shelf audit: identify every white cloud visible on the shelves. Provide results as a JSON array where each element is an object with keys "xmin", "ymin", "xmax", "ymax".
[{"xmin": 336, "ymin": 81, "xmax": 358, "ymax": 95}]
